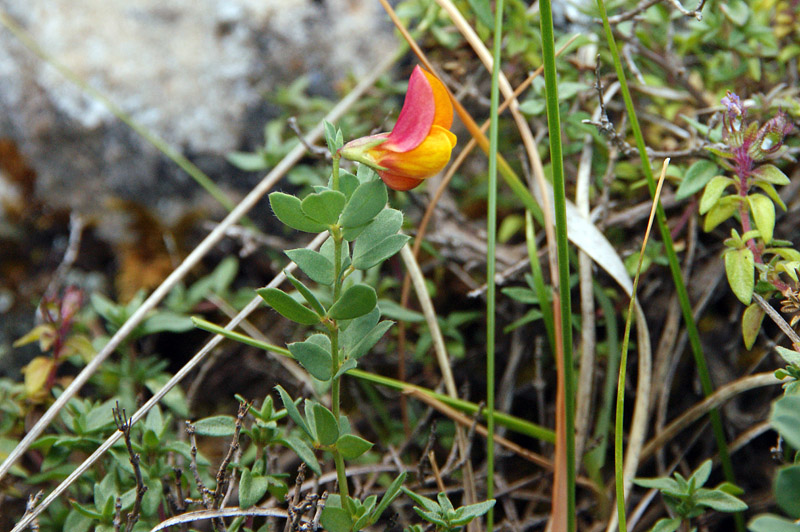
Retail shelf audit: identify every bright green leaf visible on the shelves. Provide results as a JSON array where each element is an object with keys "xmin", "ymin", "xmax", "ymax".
[
  {"xmin": 352, "ymin": 234, "xmax": 410, "ymax": 270},
  {"xmin": 725, "ymin": 248, "xmax": 755, "ymax": 305},
  {"xmin": 336, "ymin": 433, "xmax": 373, "ymax": 459},
  {"xmin": 313, "ymin": 403, "xmax": 339, "ymax": 446},
  {"xmin": 193, "ymin": 415, "xmax": 236, "ymax": 437},
  {"xmin": 748, "ymin": 194, "xmax": 775, "ymax": 244},
  {"xmin": 287, "ymin": 338, "xmax": 332, "ymax": 381},
  {"xmin": 694, "ymin": 488, "xmax": 748, "ymax": 512},
  {"xmin": 651, "ymin": 517, "xmax": 682, "ymax": 532},
  {"xmin": 699, "ymin": 175, "xmax": 733, "ymax": 214},
  {"xmin": 753, "ymin": 164, "xmax": 791, "ymax": 185},
  {"xmin": 239, "ymin": 469, "xmax": 269, "ymax": 509},
  {"xmin": 280, "ymin": 435, "xmax": 320, "ymax": 475},
  {"xmin": 348, "ymin": 321, "xmax": 394, "ymax": 360},
  {"xmin": 704, "ymin": 200, "xmax": 739, "ymax": 231},
  {"xmin": 320, "ymin": 505, "xmax": 353, "ymax": 532},
  {"xmin": 285, "ymin": 271, "xmax": 325, "ymax": 316},
  {"xmin": 275, "ymin": 386, "xmax": 311, "ymax": 438}
]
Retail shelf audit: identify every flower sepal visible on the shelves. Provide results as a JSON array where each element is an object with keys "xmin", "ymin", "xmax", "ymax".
[{"xmin": 339, "ymin": 136, "xmax": 390, "ymax": 172}]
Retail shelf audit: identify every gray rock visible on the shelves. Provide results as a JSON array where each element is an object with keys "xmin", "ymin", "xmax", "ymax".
[{"xmin": 0, "ymin": 0, "xmax": 394, "ymax": 230}]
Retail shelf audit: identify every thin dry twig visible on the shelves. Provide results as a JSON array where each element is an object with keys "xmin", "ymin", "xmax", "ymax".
[
  {"xmin": 113, "ymin": 403, "xmax": 148, "ymax": 532},
  {"xmin": 754, "ymin": 293, "xmax": 800, "ymax": 350},
  {"xmin": 186, "ymin": 422, "xmax": 213, "ymax": 511},
  {"xmin": 20, "ymin": 490, "xmax": 43, "ymax": 532},
  {"xmin": 213, "ymin": 402, "xmax": 250, "ymax": 507}
]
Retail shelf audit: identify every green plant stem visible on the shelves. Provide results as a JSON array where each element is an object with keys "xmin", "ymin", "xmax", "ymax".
[
  {"xmin": 539, "ymin": 0, "xmax": 575, "ymax": 528},
  {"xmin": 486, "ymin": 0, "xmax": 504, "ymax": 526},
  {"xmin": 594, "ymin": 1, "xmax": 739, "ymax": 529},
  {"xmin": 328, "ymin": 154, "xmax": 349, "ymax": 503}
]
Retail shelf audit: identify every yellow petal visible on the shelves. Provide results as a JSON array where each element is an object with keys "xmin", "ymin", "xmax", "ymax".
[{"xmin": 375, "ymin": 126, "xmax": 457, "ymax": 180}]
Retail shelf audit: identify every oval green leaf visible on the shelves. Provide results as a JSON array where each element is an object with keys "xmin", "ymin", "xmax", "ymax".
[
  {"xmin": 287, "ymin": 339, "xmax": 332, "ymax": 381},
  {"xmin": 748, "ymin": 193, "xmax": 775, "ymax": 244},
  {"xmin": 285, "ymin": 271, "xmax": 325, "ymax": 316},
  {"xmin": 275, "ymin": 385, "xmax": 311, "ymax": 438},
  {"xmin": 753, "ymin": 164, "xmax": 791, "ymax": 185},
  {"xmin": 776, "ymin": 465, "xmax": 800, "ymax": 518},
  {"xmin": 327, "ymin": 283, "xmax": 378, "ymax": 320},
  {"xmin": 312, "ymin": 403, "xmax": 339, "ymax": 446},
  {"xmin": 269, "ymin": 192, "xmax": 328, "ymax": 233},
  {"xmin": 193, "ymin": 415, "xmax": 236, "ymax": 437},
  {"xmin": 336, "ymin": 433, "xmax": 373, "ymax": 459},
  {"xmin": 699, "ymin": 175, "xmax": 733, "ymax": 215},
  {"xmin": 239, "ymin": 470, "xmax": 269, "ymax": 509},
  {"xmin": 724, "ymin": 248, "xmax": 754, "ymax": 305},
  {"xmin": 353, "ymin": 234, "xmax": 410, "ymax": 270},
  {"xmin": 676, "ymin": 160, "xmax": 719, "ymax": 200},
  {"xmin": 340, "ymin": 180, "xmax": 388, "ymax": 228},
  {"xmin": 257, "ymin": 287, "xmax": 320, "ymax": 325},
  {"xmin": 301, "ymin": 190, "xmax": 346, "ymax": 226},
  {"xmin": 285, "ymin": 248, "xmax": 335, "ymax": 285}
]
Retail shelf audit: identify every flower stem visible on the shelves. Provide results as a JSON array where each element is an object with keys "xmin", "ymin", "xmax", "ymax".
[{"xmin": 328, "ymin": 156, "xmax": 349, "ymax": 503}]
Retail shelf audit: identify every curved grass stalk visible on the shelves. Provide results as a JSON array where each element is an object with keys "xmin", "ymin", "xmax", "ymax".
[{"xmin": 613, "ymin": 160, "xmax": 668, "ymax": 532}]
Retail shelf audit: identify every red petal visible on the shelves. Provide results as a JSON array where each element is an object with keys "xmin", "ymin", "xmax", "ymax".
[
  {"xmin": 378, "ymin": 171, "xmax": 425, "ymax": 191},
  {"xmin": 385, "ymin": 66, "xmax": 435, "ymax": 153}
]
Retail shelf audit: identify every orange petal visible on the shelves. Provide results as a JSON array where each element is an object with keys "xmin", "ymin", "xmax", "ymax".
[{"xmin": 420, "ymin": 68, "xmax": 453, "ymax": 130}]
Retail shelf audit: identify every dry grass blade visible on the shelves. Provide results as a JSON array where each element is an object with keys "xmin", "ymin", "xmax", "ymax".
[
  {"xmin": 608, "ymin": 160, "xmax": 669, "ymax": 532},
  {"xmin": 398, "ymin": 244, "xmax": 480, "ymax": 521},
  {"xmin": 640, "ymin": 372, "xmax": 779, "ymax": 461},
  {"xmin": 149, "ymin": 508, "xmax": 289, "ymax": 532}
]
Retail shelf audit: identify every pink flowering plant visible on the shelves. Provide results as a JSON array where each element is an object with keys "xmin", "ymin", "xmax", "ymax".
[{"xmin": 699, "ymin": 91, "xmax": 798, "ymax": 348}]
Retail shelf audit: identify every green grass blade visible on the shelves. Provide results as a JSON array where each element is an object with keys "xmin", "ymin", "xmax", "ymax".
[
  {"xmin": 538, "ymin": 0, "xmax": 576, "ymax": 529},
  {"xmin": 525, "ymin": 211, "xmax": 556, "ymax": 352},
  {"xmin": 191, "ymin": 317, "xmax": 555, "ymax": 443},
  {"xmin": 485, "ymin": 0, "xmax": 504, "ymax": 525}
]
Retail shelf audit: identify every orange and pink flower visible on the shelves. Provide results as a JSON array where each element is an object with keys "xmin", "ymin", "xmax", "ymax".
[{"xmin": 340, "ymin": 66, "xmax": 457, "ymax": 191}]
